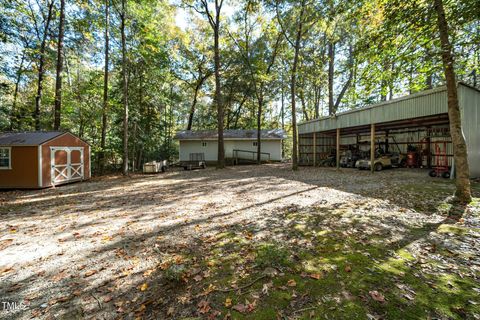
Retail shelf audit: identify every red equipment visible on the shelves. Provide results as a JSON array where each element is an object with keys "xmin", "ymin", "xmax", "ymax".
[{"xmin": 429, "ymin": 141, "xmax": 450, "ymax": 178}]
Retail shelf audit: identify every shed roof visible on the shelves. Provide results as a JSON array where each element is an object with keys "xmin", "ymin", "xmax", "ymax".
[
  {"xmin": 0, "ymin": 131, "xmax": 65, "ymax": 146},
  {"xmin": 298, "ymin": 82, "xmax": 479, "ymax": 135},
  {"xmin": 175, "ymin": 129, "xmax": 287, "ymax": 140}
]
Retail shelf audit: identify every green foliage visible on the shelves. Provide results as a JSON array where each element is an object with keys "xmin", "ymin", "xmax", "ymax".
[{"xmin": 0, "ymin": 0, "xmax": 478, "ymax": 171}]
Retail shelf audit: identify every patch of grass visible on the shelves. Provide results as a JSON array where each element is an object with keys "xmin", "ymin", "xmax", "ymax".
[
  {"xmin": 186, "ymin": 206, "xmax": 480, "ymax": 320},
  {"xmin": 255, "ymin": 243, "xmax": 291, "ymax": 269},
  {"xmin": 437, "ymin": 224, "xmax": 468, "ymax": 235}
]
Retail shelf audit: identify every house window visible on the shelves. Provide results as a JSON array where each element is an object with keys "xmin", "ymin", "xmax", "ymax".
[
  {"xmin": 0, "ymin": 147, "xmax": 11, "ymax": 169},
  {"xmin": 202, "ymin": 142, "xmax": 207, "ymax": 147},
  {"xmin": 253, "ymin": 141, "xmax": 258, "ymax": 147}
]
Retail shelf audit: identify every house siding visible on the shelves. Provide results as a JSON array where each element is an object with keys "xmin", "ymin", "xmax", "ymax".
[
  {"xmin": 179, "ymin": 140, "xmax": 283, "ymax": 162},
  {"xmin": 0, "ymin": 146, "xmax": 38, "ymax": 188}
]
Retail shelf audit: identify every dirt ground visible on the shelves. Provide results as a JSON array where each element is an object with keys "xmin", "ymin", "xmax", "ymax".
[{"xmin": 0, "ymin": 164, "xmax": 479, "ymax": 320}]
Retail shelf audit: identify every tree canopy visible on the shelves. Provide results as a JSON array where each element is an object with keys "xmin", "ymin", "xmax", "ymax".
[{"xmin": 0, "ymin": 0, "xmax": 478, "ymax": 172}]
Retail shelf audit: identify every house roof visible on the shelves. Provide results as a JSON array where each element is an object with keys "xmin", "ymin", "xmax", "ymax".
[
  {"xmin": 0, "ymin": 131, "xmax": 65, "ymax": 146},
  {"xmin": 175, "ymin": 129, "xmax": 287, "ymax": 140}
]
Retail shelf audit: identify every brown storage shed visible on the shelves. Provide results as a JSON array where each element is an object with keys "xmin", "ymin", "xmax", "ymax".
[{"xmin": 0, "ymin": 131, "xmax": 91, "ymax": 189}]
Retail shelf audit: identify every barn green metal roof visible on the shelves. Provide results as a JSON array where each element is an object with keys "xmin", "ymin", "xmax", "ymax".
[{"xmin": 298, "ymin": 83, "xmax": 479, "ymax": 135}]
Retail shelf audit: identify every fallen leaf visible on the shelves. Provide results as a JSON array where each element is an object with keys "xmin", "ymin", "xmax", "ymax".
[
  {"xmin": 57, "ymin": 295, "xmax": 71, "ymax": 303},
  {"xmin": 208, "ymin": 310, "xmax": 221, "ymax": 319},
  {"xmin": 84, "ymin": 270, "xmax": 97, "ymax": 277},
  {"xmin": 51, "ymin": 271, "xmax": 68, "ymax": 282},
  {"xmin": 202, "ymin": 284, "xmax": 216, "ymax": 296},
  {"xmin": 136, "ymin": 304, "xmax": 146, "ymax": 313},
  {"xmin": 197, "ymin": 300, "xmax": 211, "ymax": 314},
  {"xmin": 159, "ymin": 262, "xmax": 170, "ymax": 270},
  {"xmin": 287, "ymin": 279, "xmax": 297, "ymax": 287},
  {"xmin": 224, "ymin": 298, "xmax": 232, "ymax": 308},
  {"xmin": 103, "ymin": 296, "xmax": 113, "ymax": 303},
  {"xmin": 193, "ymin": 274, "xmax": 203, "ymax": 282},
  {"xmin": 262, "ymin": 282, "xmax": 273, "ymax": 295},
  {"xmin": 167, "ymin": 306, "xmax": 175, "ymax": 316},
  {"xmin": 0, "ymin": 239, "xmax": 13, "ymax": 251},
  {"xmin": 345, "ymin": 265, "xmax": 352, "ymax": 272},
  {"xmin": 309, "ymin": 273, "xmax": 322, "ymax": 280},
  {"xmin": 140, "ymin": 283, "xmax": 148, "ymax": 291},
  {"xmin": 403, "ymin": 293, "xmax": 415, "ymax": 301},
  {"xmin": 369, "ymin": 290, "xmax": 385, "ymax": 302},
  {"xmin": 232, "ymin": 303, "xmax": 247, "ymax": 313},
  {"xmin": 246, "ymin": 299, "xmax": 256, "ymax": 312}
]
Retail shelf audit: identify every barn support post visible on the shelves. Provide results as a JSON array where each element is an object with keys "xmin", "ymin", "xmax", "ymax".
[
  {"xmin": 426, "ymin": 126, "xmax": 431, "ymax": 168},
  {"xmin": 313, "ymin": 132, "xmax": 316, "ymax": 167},
  {"xmin": 385, "ymin": 129, "xmax": 389, "ymax": 153},
  {"xmin": 336, "ymin": 128, "xmax": 340, "ymax": 170},
  {"xmin": 370, "ymin": 123, "xmax": 375, "ymax": 173}
]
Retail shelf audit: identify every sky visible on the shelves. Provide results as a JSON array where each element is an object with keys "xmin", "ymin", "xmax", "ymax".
[{"xmin": 171, "ymin": 0, "xmax": 236, "ymax": 31}]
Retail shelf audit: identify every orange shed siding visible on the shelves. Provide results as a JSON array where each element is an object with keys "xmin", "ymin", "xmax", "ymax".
[
  {"xmin": 41, "ymin": 133, "xmax": 90, "ymax": 187},
  {"xmin": 0, "ymin": 146, "xmax": 38, "ymax": 188}
]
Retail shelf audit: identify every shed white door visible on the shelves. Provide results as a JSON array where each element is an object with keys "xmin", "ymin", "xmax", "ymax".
[{"xmin": 51, "ymin": 147, "xmax": 84, "ymax": 185}]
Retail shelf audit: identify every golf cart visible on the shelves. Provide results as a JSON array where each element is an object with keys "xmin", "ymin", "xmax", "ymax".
[{"xmin": 356, "ymin": 137, "xmax": 405, "ymax": 171}]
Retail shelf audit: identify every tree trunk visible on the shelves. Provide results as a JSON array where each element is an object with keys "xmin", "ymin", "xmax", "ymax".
[
  {"xmin": 99, "ymin": 0, "xmax": 109, "ymax": 174},
  {"xmin": 425, "ymin": 49, "xmax": 433, "ymax": 89},
  {"xmin": 10, "ymin": 51, "xmax": 26, "ymax": 131},
  {"xmin": 214, "ymin": 8, "xmax": 225, "ymax": 169},
  {"xmin": 299, "ymin": 88, "xmax": 309, "ymax": 121},
  {"xmin": 132, "ymin": 121, "xmax": 137, "ymax": 172},
  {"xmin": 434, "ymin": 0, "xmax": 471, "ymax": 203},
  {"xmin": 281, "ymin": 82, "xmax": 285, "ymax": 159},
  {"xmin": 121, "ymin": 0, "xmax": 129, "ymax": 175},
  {"xmin": 333, "ymin": 45, "xmax": 353, "ymax": 111},
  {"xmin": 256, "ymin": 92, "xmax": 263, "ymax": 164},
  {"xmin": 187, "ymin": 74, "xmax": 210, "ymax": 130},
  {"xmin": 314, "ymin": 85, "xmax": 320, "ymax": 119},
  {"xmin": 291, "ymin": 3, "xmax": 305, "ymax": 171},
  {"xmin": 34, "ymin": 1, "xmax": 54, "ymax": 130},
  {"xmin": 53, "ymin": 0, "xmax": 65, "ymax": 130},
  {"xmin": 328, "ymin": 41, "xmax": 335, "ymax": 115}
]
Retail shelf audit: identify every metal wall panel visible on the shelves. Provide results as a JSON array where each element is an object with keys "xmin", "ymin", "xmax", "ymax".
[
  {"xmin": 298, "ymin": 86, "xmax": 449, "ymax": 134},
  {"xmin": 298, "ymin": 84, "xmax": 479, "ymax": 176},
  {"xmin": 459, "ymin": 85, "xmax": 480, "ymax": 178}
]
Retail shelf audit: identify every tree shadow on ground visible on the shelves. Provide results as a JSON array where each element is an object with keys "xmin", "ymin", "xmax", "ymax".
[{"xmin": 0, "ymin": 164, "xmax": 479, "ymax": 319}]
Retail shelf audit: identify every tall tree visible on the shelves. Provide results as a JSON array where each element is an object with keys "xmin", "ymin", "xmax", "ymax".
[
  {"xmin": 276, "ymin": 0, "xmax": 316, "ymax": 170},
  {"xmin": 34, "ymin": 0, "xmax": 54, "ymax": 130},
  {"xmin": 231, "ymin": 1, "xmax": 282, "ymax": 164},
  {"xmin": 434, "ymin": 0, "xmax": 471, "ymax": 203},
  {"xmin": 190, "ymin": 0, "xmax": 225, "ymax": 168},
  {"xmin": 53, "ymin": 0, "xmax": 65, "ymax": 130},
  {"xmin": 121, "ymin": 0, "xmax": 129, "ymax": 175},
  {"xmin": 99, "ymin": 0, "xmax": 110, "ymax": 173},
  {"xmin": 9, "ymin": 48, "xmax": 27, "ymax": 130}
]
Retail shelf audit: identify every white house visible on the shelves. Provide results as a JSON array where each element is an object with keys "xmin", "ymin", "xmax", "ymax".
[{"xmin": 174, "ymin": 129, "xmax": 287, "ymax": 163}]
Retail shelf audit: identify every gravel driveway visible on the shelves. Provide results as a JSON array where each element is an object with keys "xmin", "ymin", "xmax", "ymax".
[{"xmin": 0, "ymin": 164, "xmax": 478, "ymax": 319}]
